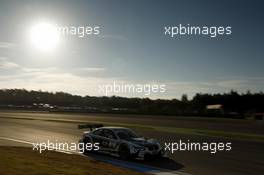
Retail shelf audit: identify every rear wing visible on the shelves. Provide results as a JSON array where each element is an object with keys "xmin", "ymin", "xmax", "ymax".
[{"xmin": 78, "ymin": 124, "xmax": 104, "ymax": 131}]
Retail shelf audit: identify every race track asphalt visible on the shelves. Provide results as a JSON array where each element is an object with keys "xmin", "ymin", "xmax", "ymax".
[{"xmin": 0, "ymin": 111, "xmax": 263, "ymax": 175}]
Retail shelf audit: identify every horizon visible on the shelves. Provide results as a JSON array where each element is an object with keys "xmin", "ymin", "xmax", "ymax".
[{"xmin": 0, "ymin": 88, "xmax": 263, "ymax": 101}]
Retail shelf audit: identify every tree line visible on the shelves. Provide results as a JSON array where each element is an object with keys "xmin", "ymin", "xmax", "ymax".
[{"xmin": 0, "ymin": 89, "xmax": 263, "ymax": 117}]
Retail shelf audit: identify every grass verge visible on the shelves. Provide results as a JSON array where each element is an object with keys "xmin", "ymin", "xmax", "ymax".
[{"xmin": 0, "ymin": 146, "xmax": 146, "ymax": 175}]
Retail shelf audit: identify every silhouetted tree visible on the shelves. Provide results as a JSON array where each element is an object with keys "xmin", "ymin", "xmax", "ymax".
[{"xmin": 0, "ymin": 89, "xmax": 263, "ymax": 116}]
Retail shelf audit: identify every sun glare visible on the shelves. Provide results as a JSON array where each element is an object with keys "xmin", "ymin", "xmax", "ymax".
[{"xmin": 30, "ymin": 22, "xmax": 60, "ymax": 51}]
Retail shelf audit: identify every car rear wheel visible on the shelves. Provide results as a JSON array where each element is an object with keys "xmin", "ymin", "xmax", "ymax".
[
  {"xmin": 83, "ymin": 137, "xmax": 93, "ymax": 153},
  {"xmin": 118, "ymin": 145, "xmax": 130, "ymax": 160}
]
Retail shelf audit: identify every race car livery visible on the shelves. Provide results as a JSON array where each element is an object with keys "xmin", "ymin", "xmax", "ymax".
[{"xmin": 79, "ymin": 125, "xmax": 165, "ymax": 160}]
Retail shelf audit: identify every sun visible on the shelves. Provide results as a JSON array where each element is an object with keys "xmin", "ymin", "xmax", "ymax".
[{"xmin": 30, "ymin": 22, "xmax": 60, "ymax": 51}]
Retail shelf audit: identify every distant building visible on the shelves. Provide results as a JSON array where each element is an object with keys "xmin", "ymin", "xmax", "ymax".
[
  {"xmin": 206, "ymin": 104, "xmax": 224, "ymax": 114},
  {"xmin": 206, "ymin": 104, "xmax": 223, "ymax": 110}
]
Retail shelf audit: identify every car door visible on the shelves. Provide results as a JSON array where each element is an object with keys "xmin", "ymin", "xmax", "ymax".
[
  {"xmin": 100, "ymin": 129, "xmax": 119, "ymax": 152},
  {"xmin": 90, "ymin": 129, "xmax": 105, "ymax": 151}
]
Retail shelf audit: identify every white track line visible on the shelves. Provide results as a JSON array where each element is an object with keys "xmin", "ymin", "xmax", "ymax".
[
  {"xmin": 0, "ymin": 137, "xmax": 73, "ymax": 154},
  {"xmin": 0, "ymin": 137, "xmax": 33, "ymax": 145}
]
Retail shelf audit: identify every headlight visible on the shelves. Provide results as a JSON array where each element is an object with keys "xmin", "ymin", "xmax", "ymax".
[{"xmin": 131, "ymin": 145, "xmax": 145, "ymax": 153}]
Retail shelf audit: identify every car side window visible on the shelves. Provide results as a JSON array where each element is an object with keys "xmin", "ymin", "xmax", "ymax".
[
  {"xmin": 93, "ymin": 129, "xmax": 103, "ymax": 136},
  {"xmin": 103, "ymin": 129, "xmax": 117, "ymax": 140},
  {"xmin": 117, "ymin": 132, "xmax": 128, "ymax": 140}
]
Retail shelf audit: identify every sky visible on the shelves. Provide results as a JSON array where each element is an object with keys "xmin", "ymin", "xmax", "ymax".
[{"xmin": 0, "ymin": 0, "xmax": 263, "ymax": 99}]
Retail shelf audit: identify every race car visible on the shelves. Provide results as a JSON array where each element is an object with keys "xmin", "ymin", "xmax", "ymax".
[{"xmin": 78, "ymin": 124, "xmax": 165, "ymax": 160}]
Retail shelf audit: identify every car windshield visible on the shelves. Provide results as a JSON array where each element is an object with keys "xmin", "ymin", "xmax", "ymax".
[{"xmin": 116, "ymin": 129, "xmax": 139, "ymax": 140}]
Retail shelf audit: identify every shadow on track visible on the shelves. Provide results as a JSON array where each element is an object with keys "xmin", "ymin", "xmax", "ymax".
[{"xmin": 83, "ymin": 152, "xmax": 184, "ymax": 172}]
